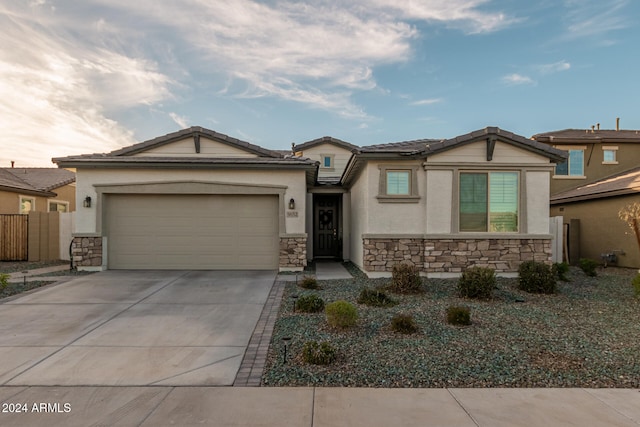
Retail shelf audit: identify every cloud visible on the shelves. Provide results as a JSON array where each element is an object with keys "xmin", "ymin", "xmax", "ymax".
[
  {"xmin": 538, "ymin": 60, "xmax": 571, "ymax": 74},
  {"xmin": 169, "ymin": 112, "xmax": 189, "ymax": 129},
  {"xmin": 411, "ymin": 98, "xmax": 443, "ymax": 106},
  {"xmin": 562, "ymin": 0, "xmax": 629, "ymax": 41},
  {"xmin": 502, "ymin": 74, "xmax": 536, "ymax": 86}
]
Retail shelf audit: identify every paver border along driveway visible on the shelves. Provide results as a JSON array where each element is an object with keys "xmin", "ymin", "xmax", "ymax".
[{"xmin": 0, "ymin": 270, "xmax": 276, "ymax": 386}]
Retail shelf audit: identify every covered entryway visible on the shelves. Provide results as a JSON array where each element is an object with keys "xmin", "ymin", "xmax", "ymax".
[
  {"xmin": 105, "ymin": 194, "xmax": 278, "ymax": 270},
  {"xmin": 313, "ymin": 194, "xmax": 341, "ymax": 258}
]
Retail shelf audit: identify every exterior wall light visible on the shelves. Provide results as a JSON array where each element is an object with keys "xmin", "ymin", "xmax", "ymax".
[
  {"xmin": 83, "ymin": 196, "xmax": 92, "ymax": 208},
  {"xmin": 288, "ymin": 198, "xmax": 295, "ymax": 210}
]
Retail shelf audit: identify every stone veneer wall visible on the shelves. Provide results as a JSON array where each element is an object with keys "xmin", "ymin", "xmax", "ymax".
[
  {"xmin": 279, "ymin": 236, "xmax": 307, "ymax": 269},
  {"xmin": 363, "ymin": 237, "xmax": 552, "ymax": 274},
  {"xmin": 72, "ymin": 236, "xmax": 103, "ymax": 267}
]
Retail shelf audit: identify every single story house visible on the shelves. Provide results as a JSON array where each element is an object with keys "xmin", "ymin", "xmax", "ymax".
[
  {"xmin": 0, "ymin": 167, "xmax": 76, "ymax": 214},
  {"xmin": 53, "ymin": 126, "xmax": 566, "ymax": 276},
  {"xmin": 550, "ymin": 167, "xmax": 640, "ymax": 268}
]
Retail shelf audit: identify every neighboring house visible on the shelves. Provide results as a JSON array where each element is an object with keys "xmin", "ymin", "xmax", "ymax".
[
  {"xmin": 0, "ymin": 167, "xmax": 76, "ymax": 214},
  {"xmin": 532, "ymin": 126, "xmax": 640, "ymax": 195},
  {"xmin": 549, "ymin": 167, "xmax": 640, "ymax": 268},
  {"xmin": 54, "ymin": 126, "xmax": 566, "ymax": 276}
]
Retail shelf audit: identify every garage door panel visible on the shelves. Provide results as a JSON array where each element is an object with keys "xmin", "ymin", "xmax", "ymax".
[{"xmin": 106, "ymin": 194, "xmax": 279, "ymax": 270}]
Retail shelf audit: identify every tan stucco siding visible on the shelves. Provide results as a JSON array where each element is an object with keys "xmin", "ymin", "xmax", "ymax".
[
  {"xmin": 425, "ymin": 170, "xmax": 452, "ymax": 234},
  {"xmin": 0, "ymin": 192, "xmax": 19, "ymax": 214},
  {"xmin": 426, "ymin": 141, "xmax": 552, "ymax": 164},
  {"xmin": 75, "ymin": 168, "xmax": 306, "ymax": 235},
  {"xmin": 132, "ymin": 137, "xmax": 258, "ymax": 158},
  {"xmin": 550, "ymin": 195, "xmax": 640, "ymax": 268},
  {"xmin": 526, "ymin": 171, "xmax": 550, "ymax": 234},
  {"xmin": 300, "ymin": 144, "xmax": 353, "ymax": 178},
  {"xmin": 348, "ymin": 167, "xmax": 368, "ymax": 269},
  {"xmin": 0, "ymin": 184, "xmax": 75, "ymax": 214}
]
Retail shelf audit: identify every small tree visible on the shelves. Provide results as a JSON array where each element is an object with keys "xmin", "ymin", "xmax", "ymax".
[{"xmin": 619, "ymin": 203, "xmax": 640, "ymax": 254}]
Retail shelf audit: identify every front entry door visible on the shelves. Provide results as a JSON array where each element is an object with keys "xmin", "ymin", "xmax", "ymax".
[{"xmin": 314, "ymin": 195, "xmax": 339, "ymax": 258}]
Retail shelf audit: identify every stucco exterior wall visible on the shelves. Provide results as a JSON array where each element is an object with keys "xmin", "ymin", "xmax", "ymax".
[
  {"xmin": 348, "ymin": 167, "xmax": 368, "ymax": 269},
  {"xmin": 0, "ymin": 183, "xmax": 76, "ymax": 214},
  {"xmin": 425, "ymin": 170, "xmax": 453, "ymax": 234},
  {"xmin": 299, "ymin": 144, "xmax": 353, "ymax": 179},
  {"xmin": 550, "ymin": 195, "xmax": 640, "ymax": 268},
  {"xmin": 426, "ymin": 141, "xmax": 552, "ymax": 165},
  {"xmin": 526, "ymin": 171, "xmax": 551, "ymax": 234},
  {"xmin": 74, "ymin": 168, "xmax": 307, "ymax": 236},
  {"xmin": 132, "ymin": 137, "xmax": 259, "ymax": 158}
]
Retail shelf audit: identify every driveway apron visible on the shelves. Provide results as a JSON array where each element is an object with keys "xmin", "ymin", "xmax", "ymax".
[{"xmin": 0, "ymin": 270, "xmax": 276, "ymax": 386}]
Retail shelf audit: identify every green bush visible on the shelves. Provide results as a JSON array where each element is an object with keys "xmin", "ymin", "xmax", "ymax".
[
  {"xmin": 552, "ymin": 262, "xmax": 570, "ymax": 281},
  {"xmin": 357, "ymin": 287, "xmax": 397, "ymax": 307},
  {"xmin": 579, "ymin": 258, "xmax": 598, "ymax": 277},
  {"xmin": 325, "ymin": 300, "xmax": 358, "ymax": 329},
  {"xmin": 295, "ymin": 294, "xmax": 325, "ymax": 313},
  {"xmin": 0, "ymin": 273, "xmax": 8, "ymax": 291},
  {"xmin": 389, "ymin": 262, "xmax": 423, "ymax": 294},
  {"xmin": 299, "ymin": 276, "xmax": 320, "ymax": 289},
  {"xmin": 458, "ymin": 266, "xmax": 495, "ymax": 300},
  {"xmin": 518, "ymin": 261, "xmax": 556, "ymax": 294},
  {"xmin": 632, "ymin": 274, "xmax": 640, "ymax": 298},
  {"xmin": 390, "ymin": 313, "xmax": 419, "ymax": 334},
  {"xmin": 446, "ymin": 305, "xmax": 471, "ymax": 326},
  {"xmin": 302, "ymin": 341, "xmax": 337, "ymax": 365}
]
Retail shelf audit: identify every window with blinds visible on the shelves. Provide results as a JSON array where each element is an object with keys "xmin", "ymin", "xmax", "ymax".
[{"xmin": 460, "ymin": 172, "xmax": 518, "ymax": 232}]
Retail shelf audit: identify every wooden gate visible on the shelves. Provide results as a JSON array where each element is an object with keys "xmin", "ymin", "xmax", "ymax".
[{"xmin": 0, "ymin": 214, "xmax": 28, "ymax": 261}]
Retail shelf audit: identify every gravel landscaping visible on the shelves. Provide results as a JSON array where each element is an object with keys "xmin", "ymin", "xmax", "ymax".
[{"xmin": 262, "ymin": 264, "xmax": 640, "ymax": 388}]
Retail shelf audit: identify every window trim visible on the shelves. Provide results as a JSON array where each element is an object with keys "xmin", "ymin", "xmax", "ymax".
[
  {"xmin": 377, "ymin": 165, "xmax": 420, "ymax": 203},
  {"xmin": 458, "ymin": 170, "xmax": 520, "ymax": 233},
  {"xmin": 19, "ymin": 195, "xmax": 35, "ymax": 214},
  {"xmin": 602, "ymin": 146, "xmax": 619, "ymax": 165},
  {"xmin": 552, "ymin": 145, "xmax": 586, "ymax": 179},
  {"xmin": 320, "ymin": 154, "xmax": 335, "ymax": 170},
  {"xmin": 48, "ymin": 200, "xmax": 69, "ymax": 212}
]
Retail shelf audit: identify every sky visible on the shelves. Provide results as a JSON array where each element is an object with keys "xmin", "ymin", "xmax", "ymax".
[{"xmin": 2, "ymin": 0, "xmax": 639, "ymax": 167}]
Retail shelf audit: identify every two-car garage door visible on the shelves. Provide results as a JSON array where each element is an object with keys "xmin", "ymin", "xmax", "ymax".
[{"xmin": 105, "ymin": 194, "xmax": 279, "ymax": 270}]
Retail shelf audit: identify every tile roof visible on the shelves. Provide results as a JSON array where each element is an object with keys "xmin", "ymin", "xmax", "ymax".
[
  {"xmin": 551, "ymin": 167, "xmax": 640, "ymax": 204},
  {"xmin": 358, "ymin": 138, "xmax": 439, "ymax": 153},
  {"xmin": 0, "ymin": 168, "xmax": 75, "ymax": 195},
  {"xmin": 293, "ymin": 136, "xmax": 359, "ymax": 152},
  {"xmin": 533, "ymin": 129, "xmax": 640, "ymax": 143}
]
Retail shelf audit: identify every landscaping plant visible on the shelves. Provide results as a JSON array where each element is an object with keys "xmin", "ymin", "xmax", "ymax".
[
  {"xmin": 389, "ymin": 262, "xmax": 423, "ymax": 294},
  {"xmin": 632, "ymin": 274, "xmax": 640, "ymax": 298},
  {"xmin": 446, "ymin": 305, "xmax": 471, "ymax": 326},
  {"xmin": 579, "ymin": 258, "xmax": 598, "ymax": 277},
  {"xmin": 0, "ymin": 273, "xmax": 8, "ymax": 291},
  {"xmin": 295, "ymin": 294, "xmax": 325, "ymax": 313},
  {"xmin": 357, "ymin": 287, "xmax": 397, "ymax": 307},
  {"xmin": 390, "ymin": 313, "xmax": 419, "ymax": 334},
  {"xmin": 302, "ymin": 341, "xmax": 337, "ymax": 365},
  {"xmin": 518, "ymin": 261, "xmax": 556, "ymax": 294},
  {"xmin": 458, "ymin": 266, "xmax": 495, "ymax": 300},
  {"xmin": 325, "ymin": 300, "xmax": 358, "ymax": 329},
  {"xmin": 552, "ymin": 262, "xmax": 570, "ymax": 282},
  {"xmin": 299, "ymin": 276, "xmax": 320, "ymax": 289}
]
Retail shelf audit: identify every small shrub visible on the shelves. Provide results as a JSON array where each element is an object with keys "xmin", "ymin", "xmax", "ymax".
[
  {"xmin": 325, "ymin": 300, "xmax": 358, "ymax": 329},
  {"xmin": 389, "ymin": 262, "xmax": 423, "ymax": 294},
  {"xmin": 458, "ymin": 266, "xmax": 495, "ymax": 300},
  {"xmin": 299, "ymin": 276, "xmax": 320, "ymax": 289},
  {"xmin": 302, "ymin": 341, "xmax": 337, "ymax": 365},
  {"xmin": 552, "ymin": 262, "xmax": 570, "ymax": 282},
  {"xmin": 0, "ymin": 273, "xmax": 9, "ymax": 291},
  {"xmin": 579, "ymin": 258, "xmax": 598, "ymax": 277},
  {"xmin": 632, "ymin": 274, "xmax": 640, "ymax": 298},
  {"xmin": 447, "ymin": 305, "xmax": 471, "ymax": 326},
  {"xmin": 357, "ymin": 287, "xmax": 397, "ymax": 307},
  {"xmin": 518, "ymin": 261, "xmax": 556, "ymax": 294},
  {"xmin": 390, "ymin": 313, "xmax": 419, "ymax": 334},
  {"xmin": 295, "ymin": 294, "xmax": 325, "ymax": 313}
]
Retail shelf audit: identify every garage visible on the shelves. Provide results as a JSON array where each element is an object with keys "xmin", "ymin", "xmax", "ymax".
[{"xmin": 105, "ymin": 194, "xmax": 279, "ymax": 270}]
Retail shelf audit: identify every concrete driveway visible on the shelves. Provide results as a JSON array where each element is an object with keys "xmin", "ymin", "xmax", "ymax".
[{"xmin": 0, "ymin": 270, "xmax": 276, "ymax": 386}]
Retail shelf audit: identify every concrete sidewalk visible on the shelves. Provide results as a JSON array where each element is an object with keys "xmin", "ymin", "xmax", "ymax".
[
  {"xmin": 0, "ymin": 387, "xmax": 638, "ymax": 426},
  {"xmin": 315, "ymin": 261, "xmax": 352, "ymax": 280}
]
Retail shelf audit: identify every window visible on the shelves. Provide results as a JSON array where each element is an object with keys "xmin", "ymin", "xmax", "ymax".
[
  {"xmin": 320, "ymin": 154, "xmax": 334, "ymax": 169},
  {"xmin": 554, "ymin": 148, "xmax": 584, "ymax": 177},
  {"xmin": 386, "ymin": 171, "xmax": 410, "ymax": 195},
  {"xmin": 602, "ymin": 146, "xmax": 618, "ymax": 164},
  {"xmin": 377, "ymin": 165, "xmax": 420, "ymax": 203},
  {"xmin": 49, "ymin": 201, "xmax": 69, "ymax": 212},
  {"xmin": 459, "ymin": 172, "xmax": 519, "ymax": 232},
  {"xmin": 19, "ymin": 196, "xmax": 35, "ymax": 214}
]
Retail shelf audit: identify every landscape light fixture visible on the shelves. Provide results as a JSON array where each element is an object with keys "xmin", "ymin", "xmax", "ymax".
[
  {"xmin": 288, "ymin": 198, "xmax": 295, "ymax": 210},
  {"xmin": 83, "ymin": 196, "xmax": 92, "ymax": 208}
]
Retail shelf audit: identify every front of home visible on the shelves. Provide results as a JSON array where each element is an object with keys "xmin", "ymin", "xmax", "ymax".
[{"xmin": 54, "ymin": 126, "xmax": 566, "ymax": 276}]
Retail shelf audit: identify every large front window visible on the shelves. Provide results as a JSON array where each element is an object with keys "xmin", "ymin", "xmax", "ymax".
[
  {"xmin": 459, "ymin": 172, "xmax": 519, "ymax": 232},
  {"xmin": 555, "ymin": 149, "xmax": 584, "ymax": 176}
]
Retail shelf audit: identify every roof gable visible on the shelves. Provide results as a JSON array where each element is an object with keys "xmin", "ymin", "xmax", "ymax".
[
  {"xmin": 111, "ymin": 127, "xmax": 281, "ymax": 158},
  {"xmin": 293, "ymin": 136, "xmax": 359, "ymax": 152},
  {"xmin": 533, "ymin": 128, "xmax": 640, "ymax": 144}
]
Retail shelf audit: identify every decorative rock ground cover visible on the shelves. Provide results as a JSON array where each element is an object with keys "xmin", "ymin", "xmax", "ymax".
[{"xmin": 262, "ymin": 264, "xmax": 640, "ymax": 387}]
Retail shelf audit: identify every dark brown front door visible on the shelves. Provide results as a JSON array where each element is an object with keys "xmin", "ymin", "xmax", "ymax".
[{"xmin": 314, "ymin": 195, "xmax": 339, "ymax": 258}]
